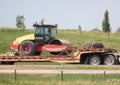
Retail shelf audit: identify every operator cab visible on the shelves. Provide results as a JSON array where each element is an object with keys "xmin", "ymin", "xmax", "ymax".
[{"xmin": 33, "ymin": 24, "xmax": 57, "ymax": 44}]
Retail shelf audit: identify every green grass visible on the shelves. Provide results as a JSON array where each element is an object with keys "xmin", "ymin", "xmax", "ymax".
[
  {"xmin": 1, "ymin": 27, "xmax": 120, "ymax": 53},
  {"xmin": 0, "ymin": 28, "xmax": 33, "ymax": 53},
  {"xmin": 1, "ymin": 64, "xmax": 120, "ymax": 70},
  {"xmin": 0, "ymin": 73, "xmax": 120, "ymax": 85},
  {"xmin": 1, "ymin": 28, "xmax": 120, "ymax": 85},
  {"xmin": 57, "ymin": 30, "xmax": 120, "ymax": 51}
]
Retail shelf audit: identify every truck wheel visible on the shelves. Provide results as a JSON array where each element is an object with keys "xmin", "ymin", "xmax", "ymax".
[
  {"xmin": 90, "ymin": 54, "xmax": 101, "ymax": 65},
  {"xmin": 19, "ymin": 41, "xmax": 35, "ymax": 56},
  {"xmin": 92, "ymin": 43, "xmax": 104, "ymax": 48},
  {"xmin": 104, "ymin": 55, "xmax": 116, "ymax": 65}
]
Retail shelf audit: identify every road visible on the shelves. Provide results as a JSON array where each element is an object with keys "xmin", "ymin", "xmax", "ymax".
[{"xmin": 0, "ymin": 70, "xmax": 120, "ymax": 74}]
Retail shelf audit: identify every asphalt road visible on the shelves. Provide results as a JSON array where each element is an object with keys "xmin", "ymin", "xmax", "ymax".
[{"xmin": 0, "ymin": 70, "xmax": 120, "ymax": 74}]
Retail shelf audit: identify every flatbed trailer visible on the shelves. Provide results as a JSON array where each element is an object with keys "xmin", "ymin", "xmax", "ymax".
[{"xmin": 0, "ymin": 48, "xmax": 120, "ymax": 65}]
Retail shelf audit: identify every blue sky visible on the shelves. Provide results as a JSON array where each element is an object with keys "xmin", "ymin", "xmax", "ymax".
[{"xmin": 0, "ymin": 0, "xmax": 120, "ymax": 32}]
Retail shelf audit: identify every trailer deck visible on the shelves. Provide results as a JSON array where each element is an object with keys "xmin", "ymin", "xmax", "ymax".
[{"xmin": 0, "ymin": 48, "xmax": 119, "ymax": 65}]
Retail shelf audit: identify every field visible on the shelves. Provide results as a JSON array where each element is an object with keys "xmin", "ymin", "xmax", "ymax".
[
  {"xmin": 1, "ymin": 27, "xmax": 120, "ymax": 85},
  {"xmin": 1, "ymin": 27, "xmax": 120, "ymax": 54},
  {"xmin": 0, "ymin": 73, "xmax": 120, "ymax": 85},
  {"xmin": 1, "ymin": 27, "xmax": 120, "ymax": 66},
  {"xmin": 1, "ymin": 28, "xmax": 120, "ymax": 63}
]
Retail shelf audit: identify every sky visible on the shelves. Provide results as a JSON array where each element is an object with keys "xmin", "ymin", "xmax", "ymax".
[{"xmin": 0, "ymin": 0, "xmax": 120, "ymax": 32}]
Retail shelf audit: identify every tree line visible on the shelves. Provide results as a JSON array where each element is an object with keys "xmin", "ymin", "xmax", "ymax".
[
  {"xmin": 79, "ymin": 10, "xmax": 119, "ymax": 33},
  {"xmin": 16, "ymin": 10, "xmax": 120, "ymax": 33}
]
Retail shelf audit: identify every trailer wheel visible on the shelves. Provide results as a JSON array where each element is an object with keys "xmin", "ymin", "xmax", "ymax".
[
  {"xmin": 19, "ymin": 41, "xmax": 35, "ymax": 56},
  {"xmin": 90, "ymin": 54, "xmax": 101, "ymax": 65},
  {"xmin": 104, "ymin": 55, "xmax": 116, "ymax": 65}
]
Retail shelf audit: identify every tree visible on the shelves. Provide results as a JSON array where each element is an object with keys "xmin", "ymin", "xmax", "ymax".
[
  {"xmin": 16, "ymin": 15, "xmax": 25, "ymax": 29},
  {"xmin": 78, "ymin": 25, "xmax": 82, "ymax": 34},
  {"xmin": 102, "ymin": 10, "xmax": 110, "ymax": 32},
  {"xmin": 40, "ymin": 18, "xmax": 44, "ymax": 25}
]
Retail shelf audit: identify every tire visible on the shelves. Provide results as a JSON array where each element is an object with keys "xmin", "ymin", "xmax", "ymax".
[
  {"xmin": 92, "ymin": 43, "xmax": 104, "ymax": 48},
  {"xmin": 84, "ymin": 42, "xmax": 104, "ymax": 49},
  {"xmin": 89, "ymin": 54, "xmax": 101, "ymax": 65},
  {"xmin": 83, "ymin": 41, "xmax": 92, "ymax": 49},
  {"xmin": 19, "ymin": 41, "xmax": 35, "ymax": 56},
  {"xmin": 104, "ymin": 55, "xmax": 116, "ymax": 65},
  {"xmin": 80, "ymin": 54, "xmax": 90, "ymax": 64}
]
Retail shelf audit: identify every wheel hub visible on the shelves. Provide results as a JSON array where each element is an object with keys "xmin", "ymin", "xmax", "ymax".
[
  {"xmin": 108, "ymin": 59, "xmax": 112, "ymax": 63},
  {"xmin": 94, "ymin": 60, "xmax": 97, "ymax": 63},
  {"xmin": 22, "ymin": 45, "xmax": 30, "ymax": 53}
]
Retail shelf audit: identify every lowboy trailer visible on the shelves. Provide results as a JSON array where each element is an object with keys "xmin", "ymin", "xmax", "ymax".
[
  {"xmin": 0, "ymin": 47, "xmax": 120, "ymax": 65},
  {"xmin": 4, "ymin": 23, "xmax": 119, "ymax": 65}
]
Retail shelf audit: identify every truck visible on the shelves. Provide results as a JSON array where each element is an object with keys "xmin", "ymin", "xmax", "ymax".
[
  {"xmin": 0, "ymin": 47, "xmax": 119, "ymax": 65},
  {"xmin": 0, "ymin": 24, "xmax": 120, "ymax": 65}
]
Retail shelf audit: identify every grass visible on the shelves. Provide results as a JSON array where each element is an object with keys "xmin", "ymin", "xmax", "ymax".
[
  {"xmin": 1, "ymin": 28, "xmax": 120, "ymax": 64},
  {"xmin": 0, "ymin": 28, "xmax": 33, "ymax": 53},
  {"xmin": 57, "ymin": 30, "xmax": 120, "ymax": 51},
  {"xmin": 1, "ymin": 64, "xmax": 120, "ymax": 70},
  {"xmin": 1, "ymin": 28, "xmax": 120, "ymax": 85},
  {"xmin": 0, "ymin": 73, "xmax": 120, "ymax": 85},
  {"xmin": 1, "ymin": 27, "xmax": 120, "ymax": 54}
]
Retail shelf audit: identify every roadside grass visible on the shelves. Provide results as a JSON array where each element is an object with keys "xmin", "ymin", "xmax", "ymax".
[
  {"xmin": 57, "ymin": 30, "xmax": 120, "ymax": 51},
  {"xmin": 1, "ymin": 27, "xmax": 120, "ymax": 54},
  {"xmin": 0, "ymin": 73, "xmax": 120, "ymax": 85},
  {"xmin": 1, "ymin": 64, "xmax": 120, "ymax": 70},
  {"xmin": 1, "ymin": 28, "xmax": 120, "ymax": 66},
  {"xmin": 1, "ymin": 28, "xmax": 120, "ymax": 84}
]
